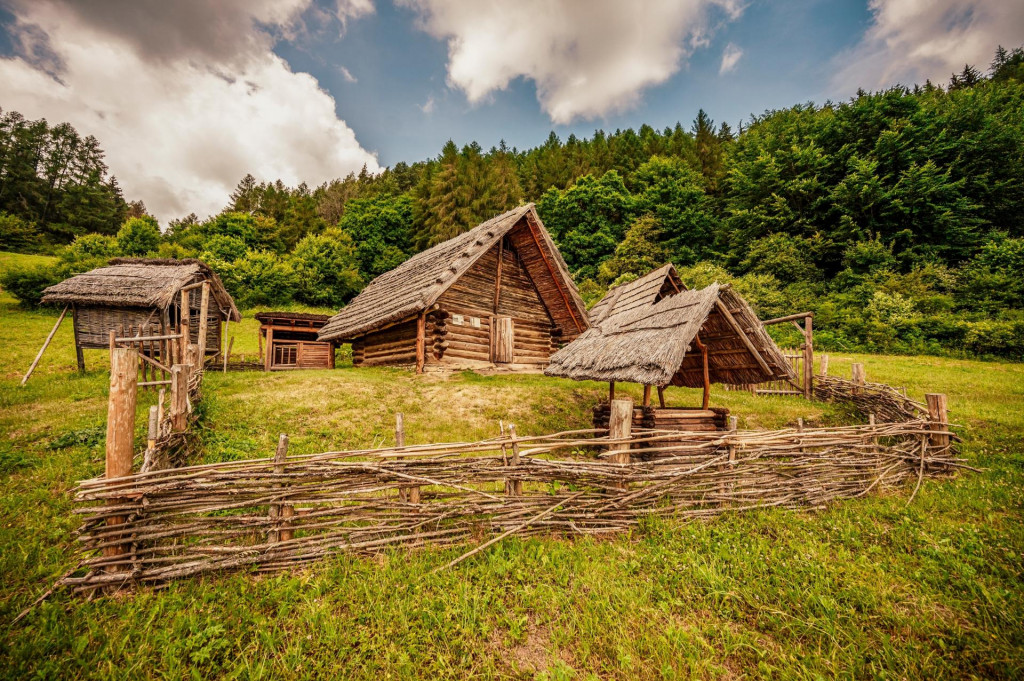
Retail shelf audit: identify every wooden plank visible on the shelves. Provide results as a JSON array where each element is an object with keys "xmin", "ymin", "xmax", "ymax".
[
  {"xmin": 21, "ymin": 305, "xmax": 68, "ymax": 386},
  {"xmin": 714, "ymin": 300, "xmax": 772, "ymax": 376},
  {"xmin": 197, "ymin": 282, "xmax": 211, "ymax": 357}
]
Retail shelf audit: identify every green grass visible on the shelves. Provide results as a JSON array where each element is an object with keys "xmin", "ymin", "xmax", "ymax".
[{"xmin": 1, "ymin": 267, "xmax": 1023, "ymax": 679}]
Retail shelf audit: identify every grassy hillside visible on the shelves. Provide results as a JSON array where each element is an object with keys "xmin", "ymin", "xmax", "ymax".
[{"xmin": 1, "ymin": 270, "xmax": 1022, "ymax": 678}]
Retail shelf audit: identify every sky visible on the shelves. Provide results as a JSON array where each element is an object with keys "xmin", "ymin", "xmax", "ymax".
[{"xmin": 1, "ymin": 0, "xmax": 1022, "ymax": 224}]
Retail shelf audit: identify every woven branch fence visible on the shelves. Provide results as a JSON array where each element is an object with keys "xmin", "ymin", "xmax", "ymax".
[{"xmin": 60, "ymin": 412, "xmax": 961, "ymax": 592}]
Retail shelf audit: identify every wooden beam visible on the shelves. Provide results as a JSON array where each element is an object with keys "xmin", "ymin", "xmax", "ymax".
[
  {"xmin": 761, "ymin": 311, "xmax": 814, "ymax": 326},
  {"xmin": 803, "ymin": 314, "xmax": 813, "ymax": 400},
  {"xmin": 21, "ymin": 305, "xmax": 68, "ymax": 386},
  {"xmin": 493, "ymin": 236, "xmax": 504, "ymax": 314},
  {"xmin": 694, "ymin": 333, "xmax": 710, "ymax": 409},
  {"xmin": 196, "ymin": 282, "xmax": 211, "ymax": 358},
  {"xmin": 714, "ymin": 300, "xmax": 772, "ymax": 376},
  {"xmin": 104, "ymin": 346, "xmax": 138, "ymax": 565},
  {"xmin": 642, "ymin": 385, "xmax": 652, "ymax": 407},
  {"xmin": 415, "ymin": 311, "xmax": 426, "ymax": 374},
  {"xmin": 72, "ymin": 305, "xmax": 85, "ymax": 372},
  {"xmin": 264, "ymin": 327, "xmax": 274, "ymax": 372},
  {"xmin": 609, "ymin": 381, "xmax": 615, "ymax": 402},
  {"xmin": 657, "ymin": 385, "xmax": 666, "ymax": 408},
  {"xmin": 523, "ymin": 214, "xmax": 584, "ymax": 333}
]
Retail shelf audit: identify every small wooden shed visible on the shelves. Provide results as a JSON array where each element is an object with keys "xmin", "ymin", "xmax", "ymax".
[
  {"xmin": 545, "ymin": 266, "xmax": 795, "ymax": 431},
  {"xmin": 255, "ymin": 312, "xmax": 335, "ymax": 371},
  {"xmin": 318, "ymin": 204, "xmax": 589, "ymax": 371},
  {"xmin": 40, "ymin": 258, "xmax": 240, "ymax": 371}
]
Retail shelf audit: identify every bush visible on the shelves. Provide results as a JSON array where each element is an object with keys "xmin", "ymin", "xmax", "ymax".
[
  {"xmin": 219, "ymin": 250, "xmax": 298, "ymax": 308},
  {"xmin": 291, "ymin": 229, "xmax": 363, "ymax": 307},
  {"xmin": 964, "ymin": 319, "xmax": 1024, "ymax": 359},
  {"xmin": 0, "ymin": 212, "xmax": 40, "ymax": 253},
  {"xmin": 116, "ymin": 216, "xmax": 161, "ymax": 256},
  {"xmin": 0, "ymin": 265, "xmax": 63, "ymax": 307}
]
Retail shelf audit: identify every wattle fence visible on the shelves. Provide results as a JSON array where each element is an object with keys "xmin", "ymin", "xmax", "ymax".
[{"xmin": 58, "ymin": 371, "xmax": 962, "ymax": 593}]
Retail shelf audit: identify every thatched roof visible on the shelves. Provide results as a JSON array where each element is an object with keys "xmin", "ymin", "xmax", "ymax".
[
  {"xmin": 254, "ymin": 312, "xmax": 331, "ymax": 325},
  {"xmin": 588, "ymin": 263, "xmax": 685, "ymax": 324},
  {"xmin": 319, "ymin": 204, "xmax": 588, "ymax": 341},
  {"xmin": 545, "ymin": 281, "xmax": 795, "ymax": 387},
  {"xmin": 41, "ymin": 258, "xmax": 241, "ymax": 321}
]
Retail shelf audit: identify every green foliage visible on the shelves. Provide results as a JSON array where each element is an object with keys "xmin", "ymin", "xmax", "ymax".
[
  {"xmin": 115, "ymin": 216, "xmax": 161, "ymax": 256},
  {"xmin": 0, "ymin": 212, "xmax": 39, "ymax": 253},
  {"xmin": 0, "ymin": 264, "xmax": 63, "ymax": 307},
  {"xmin": 597, "ymin": 215, "xmax": 667, "ymax": 285},
  {"xmin": 218, "ymin": 250, "xmax": 298, "ymax": 308},
  {"xmin": 291, "ymin": 229, "xmax": 364, "ymax": 306},
  {"xmin": 338, "ymin": 195, "xmax": 413, "ymax": 278},
  {"xmin": 200, "ymin": 235, "xmax": 248, "ymax": 263}
]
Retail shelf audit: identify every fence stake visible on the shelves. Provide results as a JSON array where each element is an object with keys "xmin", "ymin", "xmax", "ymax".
[
  {"xmin": 925, "ymin": 394, "xmax": 949, "ymax": 452},
  {"xmin": 608, "ymin": 398, "xmax": 633, "ymax": 490},
  {"xmin": 819, "ymin": 353, "xmax": 829, "ymax": 377},
  {"xmin": 170, "ymin": 364, "xmax": 190, "ymax": 432},
  {"xmin": 803, "ymin": 315, "xmax": 814, "ymax": 400},
  {"xmin": 104, "ymin": 346, "xmax": 138, "ymax": 567},
  {"xmin": 180, "ymin": 288, "xmax": 190, "ymax": 363},
  {"xmin": 142, "ymin": 405, "xmax": 159, "ymax": 471},
  {"xmin": 157, "ymin": 388, "xmax": 166, "ymax": 430},
  {"xmin": 396, "ymin": 413, "xmax": 420, "ymax": 503},
  {"xmin": 196, "ymin": 282, "xmax": 211, "ymax": 359},
  {"xmin": 851, "ymin": 363, "xmax": 866, "ymax": 395},
  {"xmin": 505, "ymin": 423, "xmax": 523, "ymax": 496}
]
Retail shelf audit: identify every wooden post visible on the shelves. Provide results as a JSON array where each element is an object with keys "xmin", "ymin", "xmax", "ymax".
[
  {"xmin": 415, "ymin": 311, "xmax": 426, "ymax": 374},
  {"xmin": 819, "ymin": 353, "xmax": 829, "ymax": 377},
  {"xmin": 21, "ymin": 305, "xmax": 68, "ymax": 386},
  {"xmin": 72, "ymin": 305, "xmax": 86, "ymax": 372},
  {"xmin": 868, "ymin": 413, "xmax": 878, "ymax": 453},
  {"xmin": 608, "ymin": 381, "xmax": 615, "ymax": 402},
  {"xmin": 147, "ymin": 405, "xmax": 159, "ymax": 450},
  {"xmin": 157, "ymin": 388, "xmax": 165, "ymax": 428},
  {"xmin": 608, "ymin": 398, "xmax": 632, "ymax": 490},
  {"xmin": 108, "ymin": 329, "xmax": 116, "ymax": 357},
  {"xmin": 851, "ymin": 363, "xmax": 866, "ymax": 395},
  {"xmin": 180, "ymin": 288, "xmax": 190, "ymax": 359},
  {"xmin": 104, "ymin": 346, "xmax": 138, "ymax": 565},
  {"xmin": 223, "ymin": 336, "xmax": 234, "ymax": 373},
  {"xmin": 802, "ymin": 315, "xmax": 813, "ymax": 400},
  {"xmin": 694, "ymin": 334, "xmax": 710, "ymax": 409},
  {"xmin": 196, "ymin": 282, "xmax": 210, "ymax": 359},
  {"xmin": 505, "ymin": 423, "xmax": 523, "ymax": 496},
  {"xmin": 264, "ymin": 327, "xmax": 274, "ymax": 371},
  {"xmin": 493, "ymin": 236, "xmax": 504, "ymax": 313},
  {"xmin": 396, "ymin": 413, "xmax": 420, "ymax": 503},
  {"xmin": 269, "ymin": 434, "xmax": 294, "ymax": 543},
  {"xmin": 642, "ymin": 384, "xmax": 652, "ymax": 407},
  {"xmin": 170, "ymin": 364, "xmax": 190, "ymax": 432},
  {"xmin": 925, "ymin": 394, "xmax": 949, "ymax": 452},
  {"xmin": 657, "ymin": 385, "xmax": 666, "ymax": 408},
  {"xmin": 725, "ymin": 415, "xmax": 739, "ymax": 505}
]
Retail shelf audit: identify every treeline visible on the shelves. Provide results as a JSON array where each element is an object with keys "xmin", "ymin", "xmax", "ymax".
[
  {"xmin": 0, "ymin": 109, "xmax": 133, "ymax": 249},
  {"xmin": 3, "ymin": 46, "xmax": 1024, "ymax": 359}
]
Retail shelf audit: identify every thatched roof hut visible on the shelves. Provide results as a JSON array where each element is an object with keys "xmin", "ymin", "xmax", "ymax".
[
  {"xmin": 546, "ymin": 273, "xmax": 794, "ymax": 389},
  {"xmin": 588, "ymin": 263, "xmax": 685, "ymax": 324},
  {"xmin": 319, "ymin": 204, "xmax": 589, "ymax": 371},
  {"xmin": 40, "ymin": 258, "xmax": 240, "ymax": 371}
]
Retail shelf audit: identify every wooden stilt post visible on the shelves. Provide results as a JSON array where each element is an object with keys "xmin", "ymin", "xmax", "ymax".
[
  {"xmin": 851, "ymin": 363, "xmax": 866, "ymax": 395},
  {"xmin": 608, "ymin": 398, "xmax": 633, "ymax": 490},
  {"xmin": 223, "ymin": 336, "xmax": 234, "ymax": 373},
  {"xmin": 104, "ymin": 346, "xmax": 138, "ymax": 567},
  {"xmin": 657, "ymin": 385, "xmax": 666, "ymax": 408},
  {"xmin": 72, "ymin": 305, "xmax": 86, "ymax": 372},
  {"xmin": 642, "ymin": 384, "xmax": 652, "ymax": 407},
  {"xmin": 608, "ymin": 381, "xmax": 615, "ymax": 402},
  {"xmin": 196, "ymin": 282, "xmax": 210, "ymax": 360},
  {"xmin": 803, "ymin": 315, "xmax": 813, "ymax": 400},
  {"xmin": 925, "ymin": 394, "xmax": 949, "ymax": 452},
  {"xmin": 21, "ymin": 305, "xmax": 68, "ymax": 386}
]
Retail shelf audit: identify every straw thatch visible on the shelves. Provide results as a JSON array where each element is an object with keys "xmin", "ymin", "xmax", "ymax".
[
  {"xmin": 253, "ymin": 312, "xmax": 331, "ymax": 325},
  {"xmin": 41, "ymin": 258, "xmax": 241, "ymax": 321},
  {"xmin": 545, "ymin": 281, "xmax": 795, "ymax": 387},
  {"xmin": 318, "ymin": 204, "xmax": 587, "ymax": 341},
  {"xmin": 588, "ymin": 263, "xmax": 685, "ymax": 323}
]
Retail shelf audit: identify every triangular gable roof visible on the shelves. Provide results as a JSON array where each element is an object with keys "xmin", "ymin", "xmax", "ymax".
[
  {"xmin": 319, "ymin": 204, "xmax": 588, "ymax": 341},
  {"xmin": 588, "ymin": 263, "xmax": 685, "ymax": 324},
  {"xmin": 41, "ymin": 258, "xmax": 241, "ymax": 321},
  {"xmin": 546, "ymin": 282, "xmax": 794, "ymax": 387}
]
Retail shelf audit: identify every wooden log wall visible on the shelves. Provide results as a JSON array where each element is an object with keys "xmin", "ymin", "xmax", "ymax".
[{"xmin": 354, "ymin": 318, "xmax": 419, "ymax": 366}]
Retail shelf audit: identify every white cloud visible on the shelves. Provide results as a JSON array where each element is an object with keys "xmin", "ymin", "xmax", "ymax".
[
  {"xmin": 398, "ymin": 0, "xmax": 745, "ymax": 124},
  {"xmin": 338, "ymin": 65, "xmax": 358, "ymax": 82},
  {"xmin": 832, "ymin": 0, "xmax": 1024, "ymax": 93},
  {"xmin": 420, "ymin": 96, "xmax": 436, "ymax": 114},
  {"xmin": 0, "ymin": 0, "xmax": 380, "ymax": 222},
  {"xmin": 719, "ymin": 42, "xmax": 743, "ymax": 74}
]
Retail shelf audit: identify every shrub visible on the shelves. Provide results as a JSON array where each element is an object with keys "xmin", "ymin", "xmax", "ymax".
[
  {"xmin": 0, "ymin": 265, "xmax": 63, "ymax": 307},
  {"xmin": 219, "ymin": 250, "xmax": 297, "ymax": 308},
  {"xmin": 0, "ymin": 212, "xmax": 39, "ymax": 253},
  {"xmin": 964, "ymin": 319, "xmax": 1024, "ymax": 359},
  {"xmin": 291, "ymin": 229, "xmax": 363, "ymax": 307},
  {"xmin": 116, "ymin": 216, "xmax": 162, "ymax": 256}
]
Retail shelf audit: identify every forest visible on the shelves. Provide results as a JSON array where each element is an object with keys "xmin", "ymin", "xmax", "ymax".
[{"xmin": 2, "ymin": 46, "xmax": 1023, "ymax": 359}]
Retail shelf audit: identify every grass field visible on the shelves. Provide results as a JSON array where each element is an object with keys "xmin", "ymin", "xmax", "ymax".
[{"xmin": 2, "ymin": 251, "xmax": 1023, "ymax": 679}]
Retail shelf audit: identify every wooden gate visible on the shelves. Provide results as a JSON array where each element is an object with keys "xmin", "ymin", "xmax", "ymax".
[{"xmin": 491, "ymin": 316, "xmax": 514, "ymax": 363}]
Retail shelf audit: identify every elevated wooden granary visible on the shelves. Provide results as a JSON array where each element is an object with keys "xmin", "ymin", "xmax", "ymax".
[
  {"xmin": 318, "ymin": 204, "xmax": 589, "ymax": 371},
  {"xmin": 40, "ymin": 258, "xmax": 240, "ymax": 371},
  {"xmin": 545, "ymin": 264, "xmax": 794, "ymax": 432},
  {"xmin": 255, "ymin": 312, "xmax": 335, "ymax": 371}
]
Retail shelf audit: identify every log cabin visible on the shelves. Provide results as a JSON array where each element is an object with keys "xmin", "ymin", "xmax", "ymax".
[
  {"xmin": 545, "ymin": 265, "xmax": 795, "ymax": 433},
  {"xmin": 40, "ymin": 258, "xmax": 241, "ymax": 371},
  {"xmin": 256, "ymin": 312, "xmax": 335, "ymax": 371},
  {"xmin": 318, "ymin": 204, "xmax": 589, "ymax": 371}
]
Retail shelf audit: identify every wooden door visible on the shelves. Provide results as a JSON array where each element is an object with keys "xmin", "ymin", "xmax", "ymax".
[{"xmin": 491, "ymin": 316, "xmax": 514, "ymax": 363}]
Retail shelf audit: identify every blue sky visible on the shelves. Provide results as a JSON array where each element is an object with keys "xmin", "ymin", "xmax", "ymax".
[
  {"xmin": 279, "ymin": 0, "xmax": 874, "ymax": 165},
  {"xmin": 1, "ymin": 0, "xmax": 1020, "ymax": 220}
]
